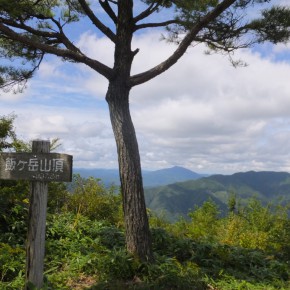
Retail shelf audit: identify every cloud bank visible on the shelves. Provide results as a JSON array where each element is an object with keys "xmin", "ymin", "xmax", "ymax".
[{"xmin": 1, "ymin": 30, "xmax": 290, "ymax": 174}]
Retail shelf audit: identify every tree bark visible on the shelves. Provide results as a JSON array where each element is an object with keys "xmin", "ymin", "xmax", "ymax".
[{"xmin": 106, "ymin": 81, "xmax": 153, "ymax": 261}]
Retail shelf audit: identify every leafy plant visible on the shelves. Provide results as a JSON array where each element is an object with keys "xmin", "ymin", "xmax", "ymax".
[
  {"xmin": 66, "ymin": 175, "xmax": 123, "ymax": 225},
  {"xmin": 183, "ymin": 199, "xmax": 221, "ymax": 242},
  {"xmin": 0, "ymin": 243, "xmax": 25, "ymax": 285},
  {"xmin": 0, "ymin": 177, "xmax": 289, "ymax": 289}
]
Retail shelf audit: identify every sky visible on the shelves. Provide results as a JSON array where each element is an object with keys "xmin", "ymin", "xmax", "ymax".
[{"xmin": 1, "ymin": 1, "xmax": 290, "ymax": 175}]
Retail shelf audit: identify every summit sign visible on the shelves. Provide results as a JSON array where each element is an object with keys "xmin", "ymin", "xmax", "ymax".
[
  {"xmin": 0, "ymin": 140, "xmax": 73, "ymax": 289},
  {"xmin": 0, "ymin": 152, "xmax": 72, "ymax": 182}
]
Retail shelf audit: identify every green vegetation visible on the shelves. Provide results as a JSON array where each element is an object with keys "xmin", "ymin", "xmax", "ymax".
[
  {"xmin": 145, "ymin": 171, "xmax": 290, "ymax": 220},
  {"xmin": 0, "ymin": 114, "xmax": 23, "ymax": 152},
  {"xmin": 0, "ymin": 176, "xmax": 289, "ymax": 289},
  {"xmin": 0, "ymin": 117, "xmax": 289, "ymax": 288},
  {"xmin": 3, "ymin": 0, "xmax": 290, "ymax": 261}
]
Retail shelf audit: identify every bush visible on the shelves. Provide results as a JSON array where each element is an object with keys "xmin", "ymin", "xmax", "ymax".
[
  {"xmin": 0, "ymin": 182, "xmax": 289, "ymax": 289},
  {"xmin": 219, "ymin": 199, "xmax": 290, "ymax": 256},
  {"xmin": 66, "ymin": 175, "xmax": 123, "ymax": 225},
  {"xmin": 175, "ymin": 200, "xmax": 221, "ymax": 242},
  {"xmin": 137, "ymin": 256, "xmax": 204, "ymax": 289},
  {"xmin": 0, "ymin": 243, "xmax": 25, "ymax": 289}
]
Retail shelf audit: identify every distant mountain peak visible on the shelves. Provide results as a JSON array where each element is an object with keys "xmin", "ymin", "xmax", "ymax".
[
  {"xmin": 171, "ymin": 166, "xmax": 193, "ymax": 171},
  {"xmin": 142, "ymin": 166, "xmax": 207, "ymax": 187},
  {"xmin": 74, "ymin": 166, "xmax": 206, "ymax": 187}
]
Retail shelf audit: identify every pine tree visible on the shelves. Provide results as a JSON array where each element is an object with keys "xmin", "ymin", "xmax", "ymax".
[{"xmin": 1, "ymin": 0, "xmax": 290, "ymax": 261}]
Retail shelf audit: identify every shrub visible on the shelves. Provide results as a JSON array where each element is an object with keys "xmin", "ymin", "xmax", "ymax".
[
  {"xmin": 186, "ymin": 200, "xmax": 221, "ymax": 242},
  {"xmin": 219, "ymin": 199, "xmax": 290, "ymax": 256},
  {"xmin": 137, "ymin": 256, "xmax": 204, "ymax": 289},
  {"xmin": 0, "ymin": 243, "xmax": 25, "ymax": 283},
  {"xmin": 66, "ymin": 175, "xmax": 123, "ymax": 225}
]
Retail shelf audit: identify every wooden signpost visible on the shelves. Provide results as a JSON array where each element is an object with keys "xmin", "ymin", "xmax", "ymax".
[
  {"xmin": 0, "ymin": 140, "xmax": 73, "ymax": 289},
  {"xmin": 0, "ymin": 153, "xmax": 72, "ymax": 182}
]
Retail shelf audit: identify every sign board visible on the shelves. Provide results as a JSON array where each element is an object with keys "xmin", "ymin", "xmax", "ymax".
[{"xmin": 0, "ymin": 152, "xmax": 72, "ymax": 182}]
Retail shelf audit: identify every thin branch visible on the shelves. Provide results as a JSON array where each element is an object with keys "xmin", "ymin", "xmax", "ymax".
[
  {"xmin": 1, "ymin": 17, "xmax": 81, "ymax": 53},
  {"xmin": 77, "ymin": 0, "xmax": 116, "ymax": 42},
  {"xmin": 130, "ymin": 0, "xmax": 237, "ymax": 87},
  {"xmin": 0, "ymin": 52, "xmax": 44, "ymax": 92},
  {"xmin": 134, "ymin": 20, "xmax": 178, "ymax": 31},
  {"xmin": 0, "ymin": 22, "xmax": 113, "ymax": 80},
  {"xmin": 48, "ymin": 17, "xmax": 82, "ymax": 53},
  {"xmin": 32, "ymin": 0, "xmax": 43, "ymax": 6},
  {"xmin": 134, "ymin": 2, "xmax": 159, "ymax": 23},
  {"xmin": 99, "ymin": 0, "xmax": 117, "ymax": 24},
  {"xmin": 1, "ymin": 18, "xmax": 58, "ymax": 39}
]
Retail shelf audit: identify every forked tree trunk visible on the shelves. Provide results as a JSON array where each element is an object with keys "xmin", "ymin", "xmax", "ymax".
[{"xmin": 106, "ymin": 80, "xmax": 153, "ymax": 261}]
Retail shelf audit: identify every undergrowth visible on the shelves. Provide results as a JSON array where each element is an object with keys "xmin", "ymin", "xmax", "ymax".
[{"xmin": 0, "ymin": 176, "xmax": 289, "ymax": 289}]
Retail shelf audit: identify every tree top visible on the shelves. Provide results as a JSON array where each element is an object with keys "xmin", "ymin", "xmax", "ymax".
[{"xmin": 0, "ymin": 0, "xmax": 290, "ymax": 89}]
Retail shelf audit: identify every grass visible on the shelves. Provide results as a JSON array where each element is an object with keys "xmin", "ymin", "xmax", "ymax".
[{"xmin": 0, "ymin": 177, "xmax": 289, "ymax": 289}]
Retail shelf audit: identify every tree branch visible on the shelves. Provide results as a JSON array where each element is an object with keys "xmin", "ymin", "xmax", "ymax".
[
  {"xmin": 1, "ymin": 17, "xmax": 82, "ymax": 53},
  {"xmin": 1, "ymin": 18, "xmax": 58, "ymax": 39},
  {"xmin": 130, "ymin": 0, "xmax": 236, "ymax": 87},
  {"xmin": 0, "ymin": 53, "xmax": 44, "ymax": 92},
  {"xmin": 0, "ymin": 22, "xmax": 113, "ymax": 80},
  {"xmin": 134, "ymin": 20, "xmax": 178, "ymax": 31},
  {"xmin": 47, "ymin": 17, "xmax": 83, "ymax": 53},
  {"xmin": 99, "ymin": 0, "xmax": 117, "ymax": 24},
  {"xmin": 77, "ymin": 0, "xmax": 116, "ymax": 42},
  {"xmin": 134, "ymin": 2, "xmax": 159, "ymax": 23}
]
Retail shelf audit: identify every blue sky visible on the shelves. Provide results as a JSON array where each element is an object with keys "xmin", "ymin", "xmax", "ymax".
[{"xmin": 1, "ymin": 1, "xmax": 290, "ymax": 174}]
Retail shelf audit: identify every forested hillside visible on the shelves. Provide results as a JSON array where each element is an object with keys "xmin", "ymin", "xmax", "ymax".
[{"xmin": 145, "ymin": 171, "xmax": 290, "ymax": 220}]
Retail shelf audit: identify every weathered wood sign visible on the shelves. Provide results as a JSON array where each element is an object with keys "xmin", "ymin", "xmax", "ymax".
[
  {"xmin": 0, "ymin": 152, "xmax": 72, "ymax": 182},
  {"xmin": 0, "ymin": 140, "xmax": 73, "ymax": 289}
]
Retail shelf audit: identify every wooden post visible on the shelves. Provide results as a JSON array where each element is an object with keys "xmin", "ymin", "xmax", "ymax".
[
  {"xmin": 25, "ymin": 140, "xmax": 50, "ymax": 289},
  {"xmin": 0, "ymin": 140, "xmax": 72, "ymax": 288}
]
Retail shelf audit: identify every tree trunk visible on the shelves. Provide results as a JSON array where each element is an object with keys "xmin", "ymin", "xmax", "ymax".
[{"xmin": 106, "ymin": 81, "xmax": 153, "ymax": 262}]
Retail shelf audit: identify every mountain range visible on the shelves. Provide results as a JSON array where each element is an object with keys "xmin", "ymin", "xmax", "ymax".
[
  {"xmin": 74, "ymin": 166, "xmax": 206, "ymax": 187},
  {"xmin": 145, "ymin": 171, "xmax": 290, "ymax": 220},
  {"xmin": 74, "ymin": 167, "xmax": 290, "ymax": 220}
]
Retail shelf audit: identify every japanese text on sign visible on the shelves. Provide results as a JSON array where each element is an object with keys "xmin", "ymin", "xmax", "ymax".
[
  {"xmin": 0, "ymin": 153, "xmax": 72, "ymax": 182},
  {"xmin": 4, "ymin": 157, "xmax": 64, "ymax": 173}
]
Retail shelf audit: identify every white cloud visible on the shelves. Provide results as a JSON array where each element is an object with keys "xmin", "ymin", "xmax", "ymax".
[
  {"xmin": 0, "ymin": 85, "xmax": 30, "ymax": 102},
  {"xmin": 77, "ymin": 31, "xmax": 114, "ymax": 67},
  {"xmin": 2, "ymin": 30, "xmax": 290, "ymax": 174},
  {"xmin": 38, "ymin": 60, "xmax": 62, "ymax": 78},
  {"xmin": 130, "ymin": 34, "xmax": 290, "ymax": 173}
]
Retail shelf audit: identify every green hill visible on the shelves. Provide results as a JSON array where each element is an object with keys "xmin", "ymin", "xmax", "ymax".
[{"xmin": 145, "ymin": 171, "xmax": 290, "ymax": 220}]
